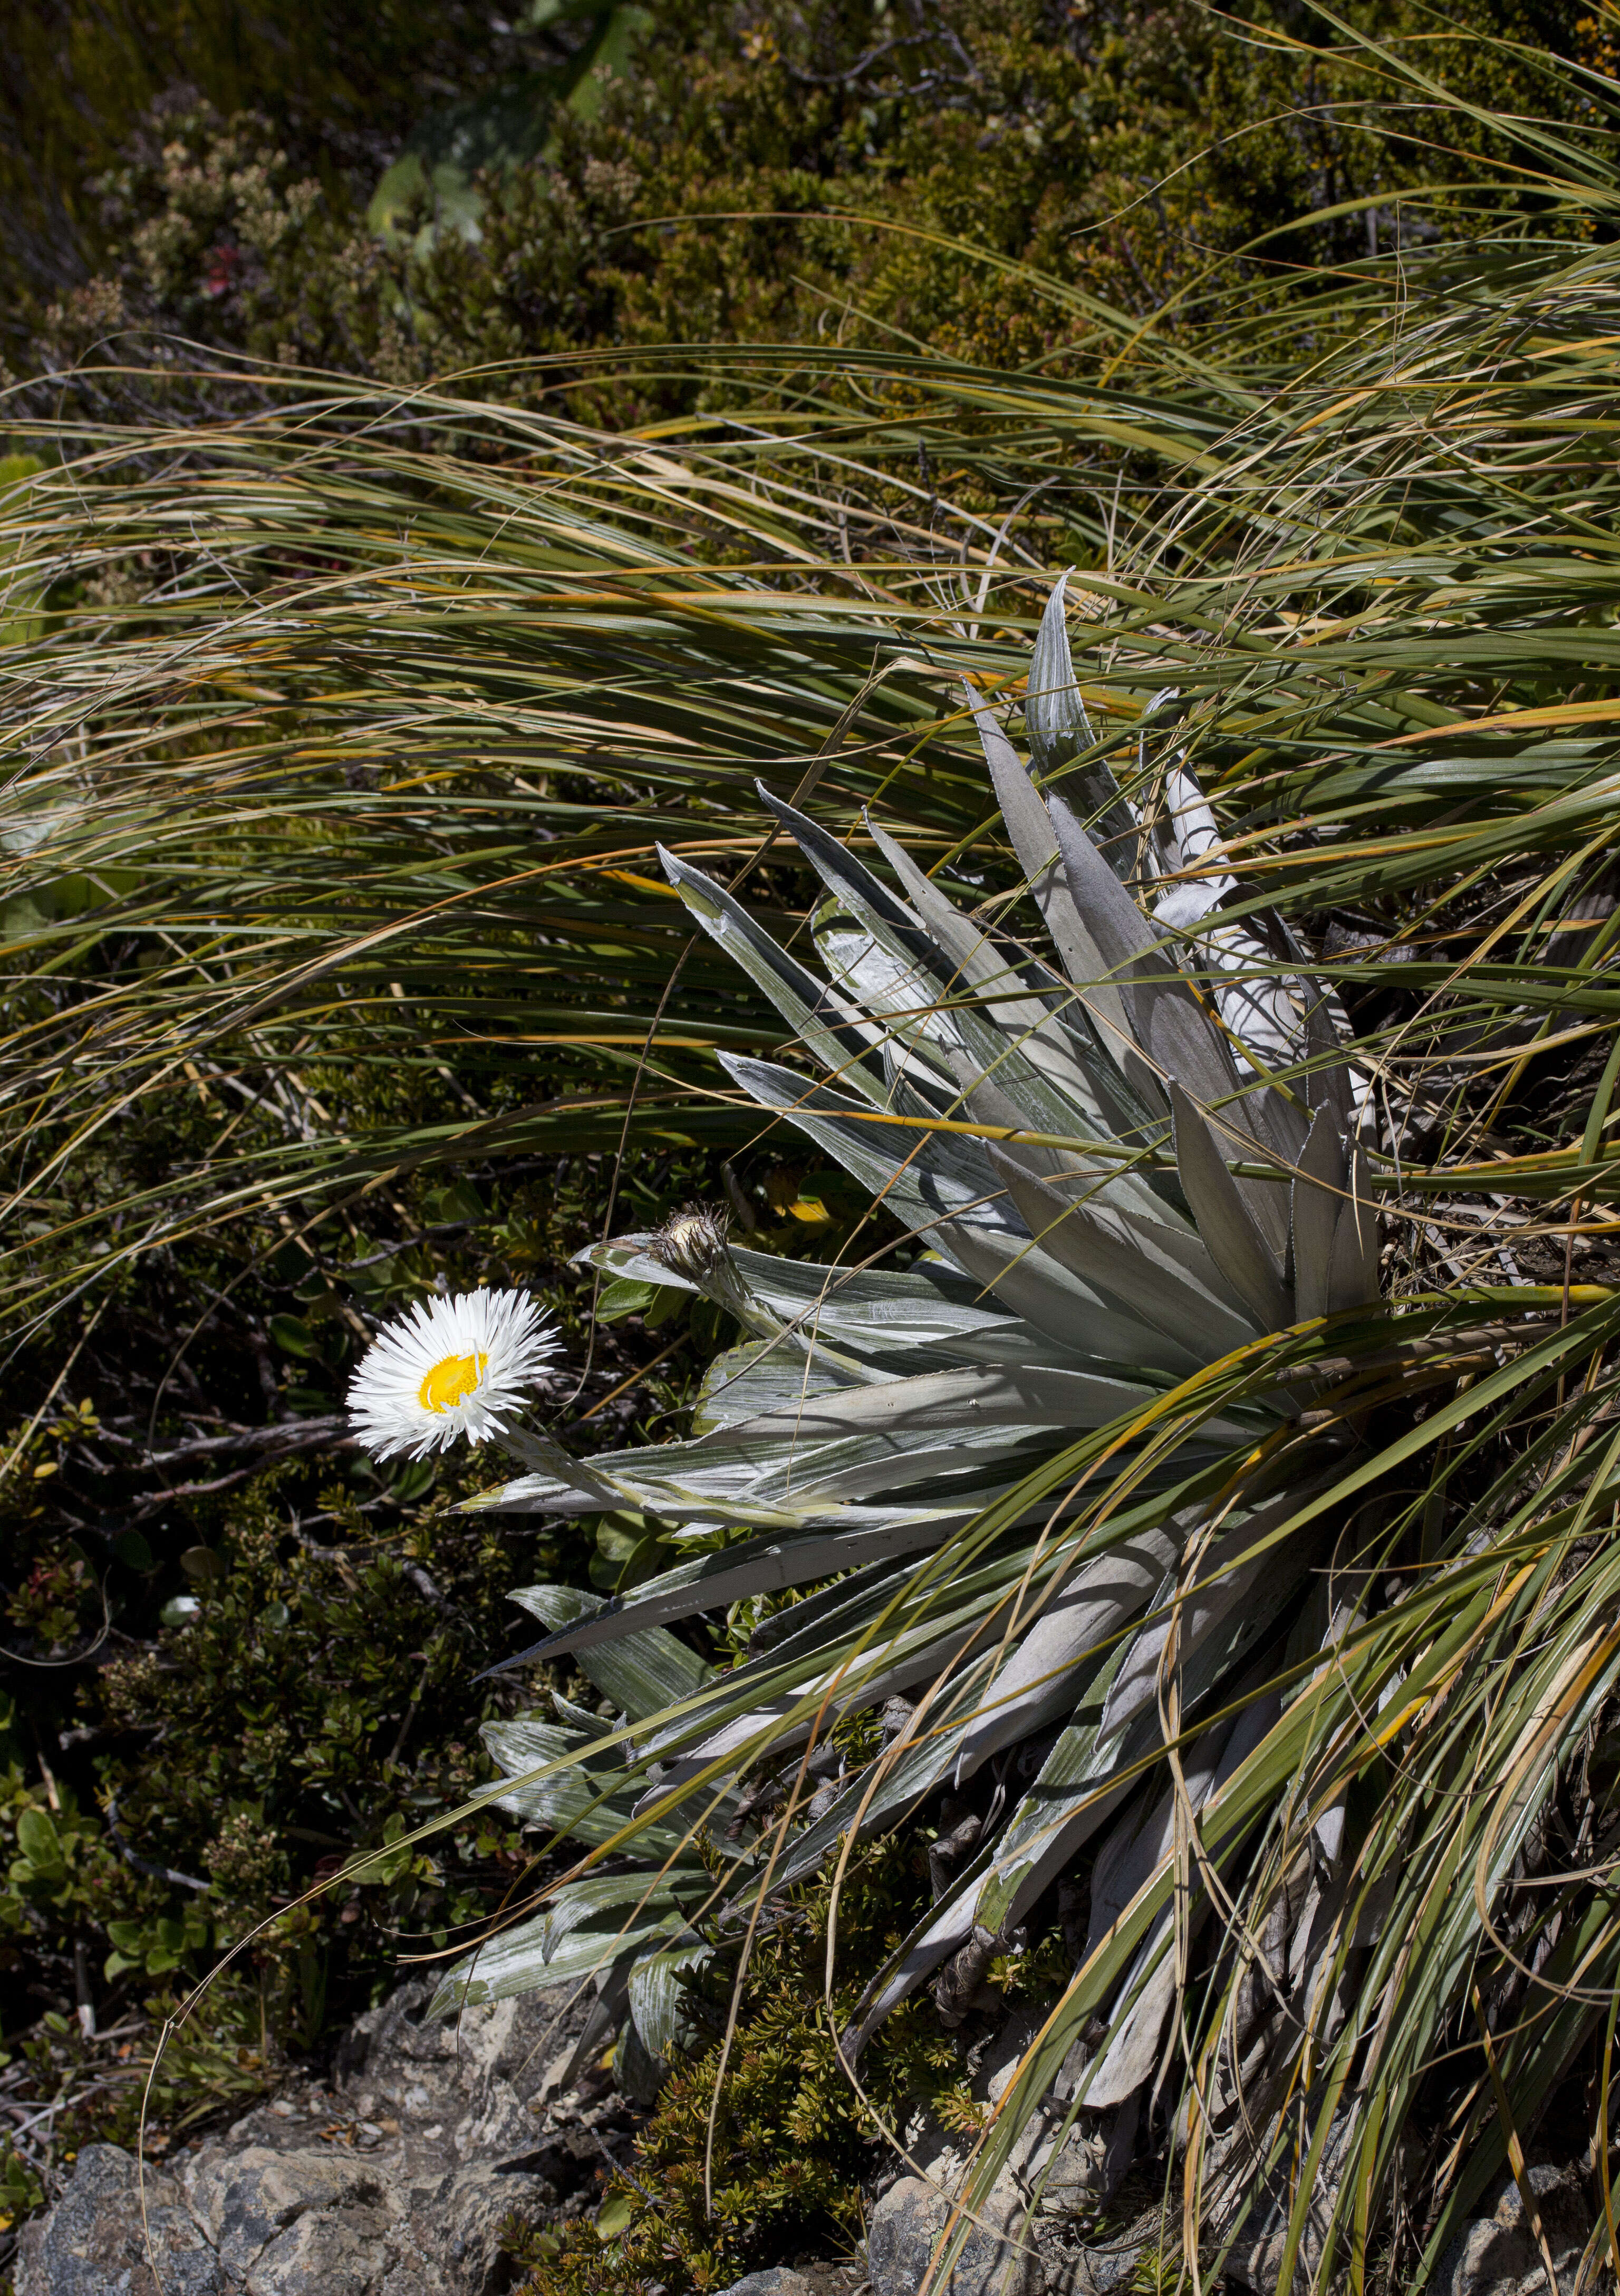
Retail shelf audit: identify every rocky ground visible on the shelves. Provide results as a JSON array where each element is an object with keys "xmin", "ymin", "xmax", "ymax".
[
  {"xmin": 14, "ymin": 1979, "xmax": 622, "ymax": 2296},
  {"xmin": 14, "ymin": 1978, "xmax": 1600, "ymax": 2296}
]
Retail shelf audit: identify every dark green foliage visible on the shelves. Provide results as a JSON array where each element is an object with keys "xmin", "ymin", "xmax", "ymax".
[
  {"xmin": 18, "ymin": 0, "xmax": 1603, "ymax": 409},
  {"xmin": 0, "ymin": 0, "xmax": 609, "ymax": 322},
  {"xmin": 0, "ymin": 1458, "xmax": 546, "ymax": 2145}
]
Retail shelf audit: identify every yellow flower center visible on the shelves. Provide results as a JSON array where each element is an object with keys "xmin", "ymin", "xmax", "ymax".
[{"xmin": 419, "ymin": 1350, "xmax": 488, "ymax": 1413}]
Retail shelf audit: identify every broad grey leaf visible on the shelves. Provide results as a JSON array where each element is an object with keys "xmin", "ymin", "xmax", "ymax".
[
  {"xmin": 1169, "ymin": 1079, "xmax": 1290, "ymax": 1333},
  {"xmin": 1304, "ymin": 981, "xmax": 1355, "ymax": 1132},
  {"xmin": 865, "ymin": 815, "xmax": 1139, "ymax": 1160},
  {"xmin": 944, "ymin": 1049, "xmax": 1071, "ymax": 1186},
  {"xmin": 427, "ymin": 1908, "xmax": 678, "ymax": 2020},
  {"xmin": 478, "ymin": 1715, "xmax": 692, "ymax": 1856},
  {"xmin": 1157, "ymin": 763, "xmax": 1232, "ymax": 894},
  {"xmin": 602, "ymin": 1406, "xmax": 1070, "ymax": 1518},
  {"xmin": 509, "ymin": 1585, "xmax": 714, "ymax": 1719},
  {"xmin": 660, "ymin": 845, "xmax": 889, "ymax": 1104},
  {"xmin": 812, "ymin": 914, "xmax": 962, "ymax": 1070},
  {"xmin": 934, "ymin": 1213, "xmax": 1217, "ymax": 1379},
  {"xmin": 575, "ymin": 1236, "xmax": 697, "ymax": 1294},
  {"xmin": 693, "ymin": 1339, "xmax": 869, "ymax": 1434},
  {"xmin": 1026, "ymin": 572, "xmax": 1097, "ymax": 764},
  {"xmin": 850, "ymin": 1644, "xmax": 1150, "ymax": 2046},
  {"xmin": 1325, "ymin": 1133, "xmax": 1381, "ymax": 1309},
  {"xmin": 551, "ymin": 1690, "xmax": 612, "ymax": 1738},
  {"xmin": 966, "ymin": 691, "xmax": 1135, "ymax": 1066},
  {"xmin": 634, "ymin": 1624, "xmax": 982, "ymax": 1812},
  {"xmin": 683, "ymin": 1359, "xmax": 1184, "ymax": 1453},
  {"xmin": 718, "ymin": 1053, "xmax": 1028, "ymax": 1252},
  {"xmin": 1292, "ymin": 1104, "xmax": 1348, "ymax": 1323},
  {"xmin": 1097, "ymin": 1487, "xmax": 1329, "ymax": 1743},
  {"xmin": 988, "ymin": 1145, "xmax": 1257, "ymax": 1364},
  {"xmin": 1081, "ymin": 1683, "xmax": 1281, "ymax": 2111},
  {"xmin": 629, "ymin": 1931, "xmax": 715, "ymax": 2064},
  {"xmin": 541, "ymin": 1872, "xmax": 699, "ymax": 1963},
  {"xmin": 952, "ymin": 1522, "xmax": 1179, "ymax": 1783},
  {"xmin": 484, "ymin": 1508, "xmax": 1017, "ymax": 1674},
  {"xmin": 577, "ymin": 1237, "xmax": 1031, "ymax": 1362},
  {"xmin": 1200, "ymin": 919, "xmax": 1308, "ymax": 1086},
  {"xmin": 1050, "ymin": 793, "xmax": 1273, "ymax": 1215},
  {"xmin": 478, "ymin": 1364, "xmax": 1247, "ymax": 1534},
  {"xmin": 764, "ymin": 789, "xmax": 1110, "ymax": 1152}
]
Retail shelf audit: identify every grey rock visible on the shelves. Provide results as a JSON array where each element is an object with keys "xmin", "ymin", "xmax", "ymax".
[
  {"xmin": 185, "ymin": 2147, "xmax": 386, "ymax": 2281},
  {"xmin": 867, "ymin": 2173, "xmax": 1042, "ymax": 2296},
  {"xmin": 437, "ymin": 2163, "xmax": 543, "ymax": 2291},
  {"xmin": 1033, "ymin": 2200, "xmax": 1166, "ymax": 2296},
  {"xmin": 15, "ymin": 2143, "xmax": 224, "ymax": 2296},
  {"xmin": 17, "ymin": 1980, "xmax": 604, "ymax": 2296},
  {"xmin": 243, "ymin": 2206, "xmax": 396, "ymax": 2296},
  {"xmin": 717, "ymin": 2273, "xmax": 816, "ymax": 2296},
  {"xmin": 1433, "ymin": 2162, "xmax": 1592, "ymax": 2296}
]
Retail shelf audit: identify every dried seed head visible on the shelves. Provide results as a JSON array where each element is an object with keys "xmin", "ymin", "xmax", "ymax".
[{"xmin": 649, "ymin": 1203, "xmax": 732, "ymax": 1285}]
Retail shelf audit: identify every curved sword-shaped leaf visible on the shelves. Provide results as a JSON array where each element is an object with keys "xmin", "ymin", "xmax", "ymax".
[
  {"xmin": 1096, "ymin": 1495, "xmax": 1329, "ymax": 1743},
  {"xmin": 428, "ymin": 1908, "xmax": 681, "ymax": 2020},
  {"xmin": 629, "ymin": 1931, "xmax": 715, "ymax": 2064},
  {"xmin": 660, "ymin": 844, "xmax": 890, "ymax": 1104},
  {"xmin": 952, "ymin": 1522, "xmax": 1180, "ymax": 1784},
  {"xmin": 476, "ymin": 1715, "xmax": 692, "ymax": 1855},
  {"xmin": 1326, "ymin": 1133, "xmax": 1382, "ymax": 1310},
  {"xmin": 718, "ymin": 1053, "xmax": 1026, "ymax": 1250},
  {"xmin": 1081, "ymin": 1684, "xmax": 1281, "ymax": 2112},
  {"xmin": 965, "ymin": 690, "xmax": 1135, "ymax": 1065},
  {"xmin": 932, "ymin": 1212, "xmax": 1218, "ymax": 1377},
  {"xmin": 864, "ymin": 814, "xmax": 1154, "ymax": 1160},
  {"xmin": 764, "ymin": 787, "xmax": 1106, "ymax": 1151},
  {"xmin": 1169, "ymin": 1079, "xmax": 1291, "ymax": 1330},
  {"xmin": 508, "ymin": 1584, "xmax": 715, "ymax": 1718},
  {"xmin": 1292, "ymin": 1104, "xmax": 1348, "ymax": 1324},
  {"xmin": 988, "ymin": 1143, "xmax": 1257, "ymax": 1363}
]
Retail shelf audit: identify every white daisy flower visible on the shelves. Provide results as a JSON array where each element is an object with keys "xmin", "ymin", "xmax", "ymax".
[{"xmin": 346, "ymin": 1289, "xmax": 560, "ymax": 1462}]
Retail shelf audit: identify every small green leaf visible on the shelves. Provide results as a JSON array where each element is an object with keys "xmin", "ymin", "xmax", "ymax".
[
  {"xmin": 15, "ymin": 1810, "xmax": 61, "ymax": 1874},
  {"xmin": 599, "ymin": 1277, "xmax": 656, "ymax": 1323},
  {"xmin": 642, "ymin": 1282, "xmax": 686, "ymax": 1330},
  {"xmin": 426, "ymin": 1179, "xmax": 485, "ymax": 1224},
  {"xmin": 596, "ymin": 2189, "xmax": 637, "ymax": 2240},
  {"xmin": 269, "ymin": 1313, "xmax": 318, "ymax": 1359}
]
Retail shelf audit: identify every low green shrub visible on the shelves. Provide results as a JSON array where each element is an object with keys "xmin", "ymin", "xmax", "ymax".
[
  {"xmin": 18, "ymin": 0, "xmax": 1598, "ymax": 415},
  {"xmin": 0, "ymin": 1459, "xmax": 546, "ymax": 2145},
  {"xmin": 508, "ymin": 1835, "xmax": 1069, "ymax": 2296}
]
